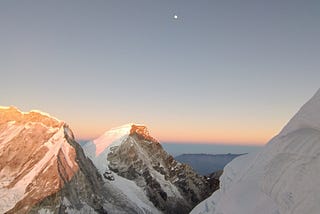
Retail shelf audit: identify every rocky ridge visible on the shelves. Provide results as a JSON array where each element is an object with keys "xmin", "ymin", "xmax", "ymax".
[{"xmin": 84, "ymin": 124, "xmax": 218, "ymax": 214}]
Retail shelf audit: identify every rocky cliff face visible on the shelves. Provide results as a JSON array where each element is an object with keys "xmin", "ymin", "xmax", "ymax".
[
  {"xmin": 84, "ymin": 124, "xmax": 218, "ymax": 214},
  {"xmin": 0, "ymin": 107, "xmax": 148, "ymax": 214},
  {"xmin": 0, "ymin": 106, "xmax": 78, "ymax": 213}
]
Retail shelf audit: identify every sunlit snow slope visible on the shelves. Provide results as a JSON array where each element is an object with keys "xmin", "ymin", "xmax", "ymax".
[
  {"xmin": 0, "ymin": 106, "xmax": 78, "ymax": 213},
  {"xmin": 191, "ymin": 89, "xmax": 320, "ymax": 214}
]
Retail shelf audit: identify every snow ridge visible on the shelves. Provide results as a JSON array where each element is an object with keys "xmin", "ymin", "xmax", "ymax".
[
  {"xmin": 280, "ymin": 88, "xmax": 320, "ymax": 136},
  {"xmin": 191, "ymin": 89, "xmax": 320, "ymax": 214},
  {"xmin": 93, "ymin": 123, "xmax": 134, "ymax": 156}
]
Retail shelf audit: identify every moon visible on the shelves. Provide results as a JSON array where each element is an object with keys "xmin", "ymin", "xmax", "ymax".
[{"xmin": 173, "ymin": 14, "xmax": 178, "ymax": 20}]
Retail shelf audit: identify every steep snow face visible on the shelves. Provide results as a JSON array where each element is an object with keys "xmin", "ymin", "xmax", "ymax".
[
  {"xmin": 83, "ymin": 124, "xmax": 215, "ymax": 214},
  {"xmin": 93, "ymin": 123, "xmax": 134, "ymax": 156},
  {"xmin": 0, "ymin": 107, "xmax": 79, "ymax": 213},
  {"xmin": 83, "ymin": 123, "xmax": 149, "ymax": 173},
  {"xmin": 191, "ymin": 89, "xmax": 320, "ymax": 214}
]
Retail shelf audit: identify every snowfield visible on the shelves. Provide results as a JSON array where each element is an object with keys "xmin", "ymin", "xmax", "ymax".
[{"xmin": 191, "ymin": 89, "xmax": 320, "ymax": 214}]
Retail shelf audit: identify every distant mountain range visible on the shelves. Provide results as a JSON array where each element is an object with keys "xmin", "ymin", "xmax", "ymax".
[{"xmin": 175, "ymin": 153, "xmax": 243, "ymax": 175}]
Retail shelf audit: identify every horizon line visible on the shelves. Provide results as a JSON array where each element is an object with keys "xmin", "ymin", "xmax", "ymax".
[{"xmin": 76, "ymin": 138, "xmax": 265, "ymax": 146}]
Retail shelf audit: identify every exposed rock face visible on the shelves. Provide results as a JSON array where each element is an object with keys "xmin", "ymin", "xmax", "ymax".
[
  {"xmin": 84, "ymin": 124, "xmax": 218, "ymax": 214},
  {"xmin": 0, "ymin": 106, "xmax": 79, "ymax": 213},
  {"xmin": 0, "ymin": 107, "xmax": 144, "ymax": 214}
]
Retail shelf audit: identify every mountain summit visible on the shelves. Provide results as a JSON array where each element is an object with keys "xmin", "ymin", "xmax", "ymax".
[
  {"xmin": 83, "ymin": 123, "xmax": 217, "ymax": 213},
  {"xmin": 92, "ymin": 123, "xmax": 157, "ymax": 157},
  {"xmin": 191, "ymin": 89, "xmax": 320, "ymax": 214}
]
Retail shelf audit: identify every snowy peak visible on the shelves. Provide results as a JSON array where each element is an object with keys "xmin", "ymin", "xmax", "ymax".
[
  {"xmin": 0, "ymin": 106, "xmax": 79, "ymax": 213},
  {"xmin": 83, "ymin": 123, "xmax": 217, "ymax": 213},
  {"xmin": 92, "ymin": 123, "xmax": 158, "ymax": 156},
  {"xmin": 130, "ymin": 124, "xmax": 159, "ymax": 143},
  {"xmin": 103, "ymin": 123, "xmax": 134, "ymax": 136},
  {"xmin": 93, "ymin": 123, "xmax": 132, "ymax": 156},
  {"xmin": 0, "ymin": 105, "xmax": 62, "ymax": 129}
]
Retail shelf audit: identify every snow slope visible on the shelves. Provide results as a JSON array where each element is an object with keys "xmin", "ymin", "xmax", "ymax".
[
  {"xmin": 92, "ymin": 123, "xmax": 133, "ymax": 156},
  {"xmin": 83, "ymin": 123, "xmax": 162, "ymax": 214},
  {"xmin": 0, "ymin": 107, "xmax": 79, "ymax": 213},
  {"xmin": 191, "ymin": 89, "xmax": 320, "ymax": 214}
]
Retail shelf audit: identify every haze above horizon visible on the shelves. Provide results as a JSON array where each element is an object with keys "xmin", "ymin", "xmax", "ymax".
[{"xmin": 1, "ymin": 0, "xmax": 319, "ymax": 145}]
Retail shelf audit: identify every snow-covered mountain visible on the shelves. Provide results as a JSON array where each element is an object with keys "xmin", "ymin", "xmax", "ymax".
[
  {"xmin": 191, "ymin": 89, "xmax": 320, "ymax": 214},
  {"xmin": 83, "ymin": 123, "xmax": 218, "ymax": 214},
  {"xmin": 0, "ymin": 106, "xmax": 79, "ymax": 213},
  {"xmin": 0, "ymin": 107, "xmax": 161, "ymax": 213}
]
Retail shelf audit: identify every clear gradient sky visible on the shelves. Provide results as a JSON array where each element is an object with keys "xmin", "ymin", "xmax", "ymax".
[{"xmin": 1, "ymin": 0, "xmax": 320, "ymax": 145}]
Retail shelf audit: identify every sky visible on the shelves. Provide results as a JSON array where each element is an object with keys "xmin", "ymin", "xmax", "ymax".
[{"xmin": 1, "ymin": 0, "xmax": 320, "ymax": 145}]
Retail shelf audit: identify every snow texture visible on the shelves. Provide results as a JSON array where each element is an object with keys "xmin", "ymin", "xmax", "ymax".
[{"xmin": 191, "ymin": 89, "xmax": 320, "ymax": 214}]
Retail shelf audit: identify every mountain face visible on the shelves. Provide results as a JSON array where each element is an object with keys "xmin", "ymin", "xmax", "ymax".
[
  {"xmin": 191, "ymin": 89, "xmax": 320, "ymax": 214},
  {"xmin": 0, "ymin": 106, "xmax": 77, "ymax": 213},
  {"xmin": 175, "ymin": 153, "xmax": 243, "ymax": 175},
  {"xmin": 0, "ymin": 107, "xmax": 155, "ymax": 213},
  {"xmin": 83, "ymin": 124, "xmax": 218, "ymax": 214}
]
